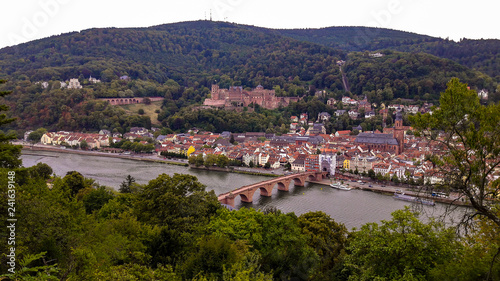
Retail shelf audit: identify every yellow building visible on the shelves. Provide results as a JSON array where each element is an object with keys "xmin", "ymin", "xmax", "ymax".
[{"xmin": 343, "ymin": 159, "xmax": 350, "ymax": 170}]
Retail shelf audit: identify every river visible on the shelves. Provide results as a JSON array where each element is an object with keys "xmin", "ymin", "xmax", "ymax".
[{"xmin": 21, "ymin": 150, "xmax": 466, "ymax": 230}]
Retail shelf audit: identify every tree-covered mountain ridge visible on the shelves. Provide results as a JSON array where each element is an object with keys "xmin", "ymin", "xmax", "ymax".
[
  {"xmin": 0, "ymin": 20, "xmax": 497, "ymax": 134},
  {"xmin": 0, "ymin": 20, "xmax": 345, "ymax": 86},
  {"xmin": 0, "ymin": 20, "xmax": 497, "ymax": 86},
  {"xmin": 273, "ymin": 25, "xmax": 500, "ymax": 80}
]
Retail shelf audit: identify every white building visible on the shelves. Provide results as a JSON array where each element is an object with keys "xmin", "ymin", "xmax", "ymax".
[
  {"xmin": 67, "ymin": 78, "xmax": 82, "ymax": 89},
  {"xmin": 89, "ymin": 76, "xmax": 101, "ymax": 84},
  {"xmin": 319, "ymin": 154, "xmax": 336, "ymax": 175}
]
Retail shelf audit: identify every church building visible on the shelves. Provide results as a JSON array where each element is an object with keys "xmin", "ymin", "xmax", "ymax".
[{"xmin": 354, "ymin": 112, "xmax": 405, "ymax": 154}]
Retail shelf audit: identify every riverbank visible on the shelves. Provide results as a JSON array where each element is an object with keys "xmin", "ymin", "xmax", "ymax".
[
  {"xmin": 21, "ymin": 145, "xmax": 188, "ymax": 167},
  {"xmin": 189, "ymin": 165, "xmax": 279, "ymax": 177},
  {"xmin": 308, "ymin": 178, "xmax": 470, "ymax": 206},
  {"xmin": 21, "ymin": 144, "xmax": 280, "ymax": 177}
]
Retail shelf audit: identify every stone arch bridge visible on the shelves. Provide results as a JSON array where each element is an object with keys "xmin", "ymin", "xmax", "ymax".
[
  {"xmin": 99, "ymin": 97, "xmax": 164, "ymax": 105},
  {"xmin": 218, "ymin": 171, "xmax": 328, "ymax": 207}
]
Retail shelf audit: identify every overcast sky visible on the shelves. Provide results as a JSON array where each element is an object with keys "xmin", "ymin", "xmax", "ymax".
[{"xmin": 1, "ymin": 0, "xmax": 499, "ymax": 49}]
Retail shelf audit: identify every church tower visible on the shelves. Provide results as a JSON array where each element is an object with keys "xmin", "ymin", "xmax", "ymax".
[{"xmin": 393, "ymin": 112, "xmax": 404, "ymax": 154}]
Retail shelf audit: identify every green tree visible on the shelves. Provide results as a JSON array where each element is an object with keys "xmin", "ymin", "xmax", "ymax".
[
  {"xmin": 28, "ymin": 128, "xmax": 47, "ymax": 144},
  {"xmin": 204, "ymin": 154, "xmax": 217, "ymax": 167},
  {"xmin": 0, "ymin": 80, "xmax": 22, "ymax": 168},
  {"xmin": 0, "ymin": 171, "xmax": 88, "ymax": 276},
  {"xmin": 284, "ymin": 162, "xmax": 291, "ymax": 170},
  {"xmin": 119, "ymin": 174, "xmax": 136, "ymax": 193},
  {"xmin": 82, "ymin": 186, "xmax": 114, "ymax": 214},
  {"xmin": 93, "ymin": 264, "xmax": 180, "ymax": 281},
  {"xmin": 411, "ymin": 78, "xmax": 500, "ymax": 224},
  {"xmin": 208, "ymin": 208, "xmax": 319, "ymax": 280},
  {"xmin": 181, "ymin": 235, "xmax": 243, "ymax": 280},
  {"xmin": 345, "ymin": 208, "xmax": 459, "ymax": 280},
  {"xmin": 188, "ymin": 155, "xmax": 196, "ymax": 165},
  {"xmin": 194, "ymin": 153, "xmax": 204, "ymax": 167},
  {"xmin": 392, "ymin": 174, "xmax": 400, "ymax": 184},
  {"xmin": 134, "ymin": 173, "xmax": 221, "ymax": 265},
  {"xmin": 215, "ymin": 154, "xmax": 229, "ymax": 168},
  {"xmin": 1, "ymin": 252, "xmax": 59, "ymax": 281},
  {"xmin": 30, "ymin": 162, "xmax": 53, "ymax": 180},
  {"xmin": 80, "ymin": 139, "xmax": 89, "ymax": 150},
  {"xmin": 297, "ymin": 212, "xmax": 348, "ymax": 280},
  {"xmin": 63, "ymin": 171, "xmax": 88, "ymax": 197},
  {"xmin": 411, "ymin": 78, "xmax": 500, "ymax": 276},
  {"xmin": 138, "ymin": 108, "xmax": 145, "ymax": 115},
  {"xmin": 264, "ymin": 161, "xmax": 271, "ymax": 169}
]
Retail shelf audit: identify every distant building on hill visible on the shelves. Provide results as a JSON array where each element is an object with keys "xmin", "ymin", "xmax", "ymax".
[
  {"xmin": 89, "ymin": 76, "xmax": 101, "ymax": 83},
  {"xmin": 203, "ymin": 84, "xmax": 300, "ymax": 110},
  {"xmin": 478, "ymin": 89, "xmax": 488, "ymax": 100},
  {"xmin": 67, "ymin": 78, "xmax": 82, "ymax": 89}
]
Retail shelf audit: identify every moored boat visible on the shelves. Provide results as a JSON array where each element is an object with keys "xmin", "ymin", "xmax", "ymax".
[
  {"xmin": 330, "ymin": 182, "xmax": 352, "ymax": 191},
  {"xmin": 393, "ymin": 192, "xmax": 435, "ymax": 206}
]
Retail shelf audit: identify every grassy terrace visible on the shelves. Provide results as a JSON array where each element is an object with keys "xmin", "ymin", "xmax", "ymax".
[{"xmin": 119, "ymin": 101, "xmax": 163, "ymax": 125}]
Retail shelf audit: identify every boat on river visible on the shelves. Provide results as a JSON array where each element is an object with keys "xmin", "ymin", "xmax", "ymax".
[
  {"xmin": 393, "ymin": 192, "xmax": 435, "ymax": 206},
  {"xmin": 330, "ymin": 182, "xmax": 352, "ymax": 191}
]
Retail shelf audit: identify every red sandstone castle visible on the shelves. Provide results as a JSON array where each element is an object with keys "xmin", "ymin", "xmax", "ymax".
[{"xmin": 203, "ymin": 84, "xmax": 300, "ymax": 110}]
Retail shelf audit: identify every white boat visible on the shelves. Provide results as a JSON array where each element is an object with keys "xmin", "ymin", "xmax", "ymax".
[{"xmin": 330, "ymin": 182, "xmax": 352, "ymax": 191}]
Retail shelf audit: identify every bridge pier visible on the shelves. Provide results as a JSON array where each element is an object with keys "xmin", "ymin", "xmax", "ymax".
[
  {"xmin": 219, "ymin": 193, "xmax": 236, "ymax": 207},
  {"xmin": 293, "ymin": 177, "xmax": 305, "ymax": 187},
  {"xmin": 259, "ymin": 183, "xmax": 274, "ymax": 197},
  {"xmin": 277, "ymin": 179, "xmax": 292, "ymax": 191}
]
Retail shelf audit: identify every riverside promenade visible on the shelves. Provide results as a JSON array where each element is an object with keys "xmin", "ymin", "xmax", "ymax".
[{"xmin": 308, "ymin": 177, "xmax": 470, "ymax": 206}]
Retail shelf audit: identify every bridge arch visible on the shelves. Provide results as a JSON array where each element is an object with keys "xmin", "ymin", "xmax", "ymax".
[
  {"xmin": 292, "ymin": 177, "xmax": 305, "ymax": 186},
  {"xmin": 238, "ymin": 193, "xmax": 252, "ymax": 203},
  {"xmin": 276, "ymin": 181, "xmax": 288, "ymax": 191},
  {"xmin": 259, "ymin": 185, "xmax": 273, "ymax": 197}
]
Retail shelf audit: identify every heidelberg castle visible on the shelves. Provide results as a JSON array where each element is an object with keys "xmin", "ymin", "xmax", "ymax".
[{"xmin": 203, "ymin": 84, "xmax": 300, "ymax": 110}]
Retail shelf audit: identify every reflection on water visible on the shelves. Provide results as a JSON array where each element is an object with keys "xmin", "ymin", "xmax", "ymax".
[{"xmin": 21, "ymin": 151, "xmax": 467, "ymax": 230}]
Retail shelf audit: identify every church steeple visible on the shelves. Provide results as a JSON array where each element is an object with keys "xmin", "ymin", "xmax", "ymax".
[{"xmin": 393, "ymin": 112, "xmax": 404, "ymax": 154}]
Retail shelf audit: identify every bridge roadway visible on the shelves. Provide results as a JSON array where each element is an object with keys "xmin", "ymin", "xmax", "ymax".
[{"xmin": 218, "ymin": 171, "xmax": 328, "ymax": 207}]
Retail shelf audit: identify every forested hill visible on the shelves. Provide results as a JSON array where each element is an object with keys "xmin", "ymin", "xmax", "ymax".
[
  {"xmin": 275, "ymin": 26, "xmax": 439, "ymax": 52},
  {"xmin": 0, "ymin": 20, "xmax": 497, "ymax": 133},
  {"xmin": 1, "ymin": 20, "xmax": 497, "ymax": 88},
  {"xmin": 274, "ymin": 27, "xmax": 500, "ymax": 80},
  {"xmin": 343, "ymin": 50, "xmax": 495, "ymax": 102},
  {"xmin": 0, "ymin": 20, "xmax": 345, "ymax": 89}
]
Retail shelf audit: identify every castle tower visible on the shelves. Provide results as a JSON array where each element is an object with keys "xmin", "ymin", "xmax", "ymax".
[
  {"xmin": 211, "ymin": 84, "xmax": 220, "ymax": 100},
  {"xmin": 393, "ymin": 112, "xmax": 404, "ymax": 154}
]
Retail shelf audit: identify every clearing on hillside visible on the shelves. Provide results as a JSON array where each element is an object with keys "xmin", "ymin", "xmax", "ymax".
[{"xmin": 119, "ymin": 101, "xmax": 162, "ymax": 125}]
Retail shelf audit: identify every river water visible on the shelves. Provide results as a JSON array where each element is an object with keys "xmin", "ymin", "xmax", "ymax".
[{"xmin": 21, "ymin": 150, "xmax": 465, "ymax": 230}]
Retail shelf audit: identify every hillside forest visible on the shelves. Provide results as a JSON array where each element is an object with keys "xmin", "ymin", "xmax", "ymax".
[{"xmin": 0, "ymin": 21, "xmax": 498, "ymax": 135}]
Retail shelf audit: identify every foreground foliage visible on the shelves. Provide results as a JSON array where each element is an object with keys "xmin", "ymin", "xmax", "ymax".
[{"xmin": 1, "ymin": 167, "xmax": 500, "ymax": 280}]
